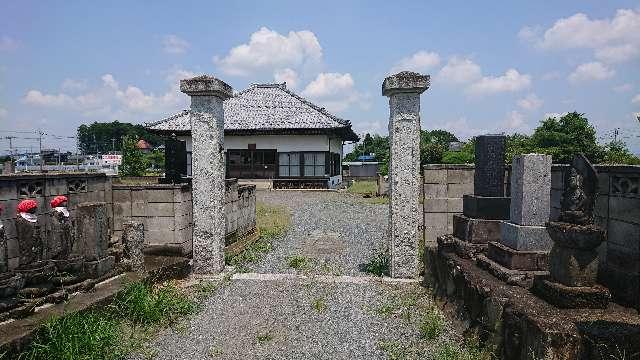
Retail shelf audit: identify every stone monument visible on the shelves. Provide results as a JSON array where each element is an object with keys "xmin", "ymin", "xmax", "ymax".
[
  {"xmin": 445, "ymin": 135, "xmax": 510, "ymax": 259},
  {"xmin": 73, "ymin": 202, "xmax": 114, "ymax": 278},
  {"xmin": 382, "ymin": 71, "xmax": 429, "ymax": 278},
  {"xmin": 122, "ymin": 221, "xmax": 145, "ymax": 274},
  {"xmin": 532, "ymin": 154, "xmax": 610, "ymax": 308},
  {"xmin": 181, "ymin": 75, "xmax": 233, "ymax": 274},
  {"xmin": 478, "ymin": 154, "xmax": 552, "ymax": 287}
]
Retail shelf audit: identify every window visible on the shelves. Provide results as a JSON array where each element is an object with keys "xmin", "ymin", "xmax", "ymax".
[
  {"xmin": 226, "ymin": 149, "xmax": 277, "ymax": 179},
  {"xmin": 304, "ymin": 152, "xmax": 326, "ymax": 177},
  {"xmin": 186, "ymin": 152, "xmax": 192, "ymax": 177},
  {"xmin": 279, "ymin": 153, "xmax": 300, "ymax": 177}
]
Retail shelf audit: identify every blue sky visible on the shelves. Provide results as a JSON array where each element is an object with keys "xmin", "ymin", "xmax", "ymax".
[{"xmin": 1, "ymin": 1, "xmax": 639, "ymax": 154}]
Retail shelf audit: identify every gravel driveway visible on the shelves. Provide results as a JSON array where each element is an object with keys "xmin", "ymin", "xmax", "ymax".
[{"xmin": 247, "ymin": 190, "xmax": 389, "ymax": 276}]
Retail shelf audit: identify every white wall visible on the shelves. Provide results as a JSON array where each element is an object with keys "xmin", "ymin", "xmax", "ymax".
[{"xmin": 178, "ymin": 134, "xmax": 343, "ymax": 153}]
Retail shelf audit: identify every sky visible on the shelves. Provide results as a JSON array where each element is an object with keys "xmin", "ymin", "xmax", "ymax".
[{"xmin": 1, "ymin": 1, "xmax": 640, "ymax": 155}]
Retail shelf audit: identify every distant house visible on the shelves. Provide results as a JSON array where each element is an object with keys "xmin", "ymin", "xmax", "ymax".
[
  {"xmin": 342, "ymin": 162, "xmax": 380, "ymax": 178},
  {"xmin": 146, "ymin": 83, "xmax": 359, "ymax": 188},
  {"xmin": 136, "ymin": 139, "xmax": 152, "ymax": 153}
]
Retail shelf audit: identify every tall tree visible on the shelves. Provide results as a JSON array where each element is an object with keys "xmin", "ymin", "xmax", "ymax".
[
  {"xmin": 119, "ymin": 135, "xmax": 147, "ymax": 176},
  {"xmin": 76, "ymin": 121, "xmax": 163, "ymax": 154}
]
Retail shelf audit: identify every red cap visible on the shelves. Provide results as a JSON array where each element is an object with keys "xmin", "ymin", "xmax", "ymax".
[
  {"xmin": 17, "ymin": 199, "xmax": 38, "ymax": 214},
  {"xmin": 50, "ymin": 195, "xmax": 68, "ymax": 208}
]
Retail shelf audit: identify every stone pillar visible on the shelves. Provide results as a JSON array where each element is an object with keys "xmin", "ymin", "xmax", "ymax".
[
  {"xmin": 180, "ymin": 75, "xmax": 233, "ymax": 274},
  {"xmin": 382, "ymin": 71, "xmax": 430, "ymax": 278},
  {"xmin": 122, "ymin": 221, "xmax": 145, "ymax": 273},
  {"xmin": 74, "ymin": 202, "xmax": 114, "ymax": 278}
]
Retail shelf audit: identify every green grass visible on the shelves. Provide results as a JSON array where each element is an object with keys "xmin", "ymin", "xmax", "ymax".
[
  {"xmin": 287, "ymin": 255, "xmax": 309, "ymax": 270},
  {"xmin": 14, "ymin": 281, "xmax": 197, "ymax": 360},
  {"xmin": 256, "ymin": 332, "xmax": 273, "ymax": 344},
  {"xmin": 419, "ymin": 306, "xmax": 445, "ymax": 340},
  {"xmin": 226, "ymin": 202, "xmax": 292, "ymax": 271},
  {"xmin": 361, "ymin": 249, "xmax": 390, "ymax": 277},
  {"xmin": 312, "ymin": 298, "xmax": 327, "ymax": 313},
  {"xmin": 346, "ymin": 180, "xmax": 377, "ymax": 195},
  {"xmin": 17, "ymin": 312, "xmax": 124, "ymax": 360},
  {"xmin": 434, "ymin": 339, "xmax": 494, "ymax": 360},
  {"xmin": 112, "ymin": 282, "xmax": 196, "ymax": 326}
]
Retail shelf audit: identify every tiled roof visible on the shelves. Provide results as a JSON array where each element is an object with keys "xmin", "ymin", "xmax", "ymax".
[{"xmin": 146, "ymin": 84, "xmax": 357, "ymax": 139}]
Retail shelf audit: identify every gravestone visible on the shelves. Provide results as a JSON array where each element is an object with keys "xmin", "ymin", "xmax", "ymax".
[
  {"xmin": 383, "ymin": 71, "xmax": 429, "ymax": 278},
  {"xmin": 162, "ymin": 134, "xmax": 188, "ymax": 184},
  {"xmin": 122, "ymin": 221, "xmax": 145, "ymax": 274},
  {"xmin": 446, "ymin": 134, "xmax": 510, "ymax": 260},
  {"xmin": 478, "ymin": 154, "xmax": 552, "ymax": 287},
  {"xmin": 181, "ymin": 75, "xmax": 233, "ymax": 274}
]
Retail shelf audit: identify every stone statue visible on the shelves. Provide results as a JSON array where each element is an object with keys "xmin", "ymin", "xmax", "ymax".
[{"xmin": 560, "ymin": 154, "xmax": 597, "ymax": 225}]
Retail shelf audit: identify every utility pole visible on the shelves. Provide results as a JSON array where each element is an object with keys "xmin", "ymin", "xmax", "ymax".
[
  {"xmin": 614, "ymin": 128, "xmax": 620, "ymax": 143},
  {"xmin": 4, "ymin": 136, "xmax": 16, "ymax": 162}
]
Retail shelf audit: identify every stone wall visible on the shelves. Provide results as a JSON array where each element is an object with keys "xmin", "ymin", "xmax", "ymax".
[
  {"xmin": 112, "ymin": 179, "xmax": 256, "ymax": 256},
  {"xmin": 0, "ymin": 173, "xmax": 112, "ymax": 270}
]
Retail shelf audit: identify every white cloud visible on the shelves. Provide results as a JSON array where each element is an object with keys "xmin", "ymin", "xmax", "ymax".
[
  {"xmin": 503, "ymin": 110, "xmax": 528, "ymax": 131},
  {"xmin": 390, "ymin": 51, "xmax": 441, "ymax": 74},
  {"xmin": 436, "ymin": 57, "xmax": 482, "ymax": 84},
  {"xmin": 214, "ymin": 27, "xmax": 322, "ymax": 76},
  {"xmin": 61, "ymin": 78, "xmax": 87, "ymax": 91},
  {"xmin": 541, "ymin": 71, "xmax": 562, "ymax": 81},
  {"xmin": 0, "ymin": 35, "xmax": 17, "ymax": 52},
  {"xmin": 23, "ymin": 69, "xmax": 193, "ymax": 118},
  {"xmin": 431, "ymin": 117, "xmax": 489, "ymax": 140},
  {"xmin": 163, "ymin": 34, "xmax": 190, "ymax": 54},
  {"xmin": 613, "ymin": 83, "xmax": 633, "ymax": 92},
  {"xmin": 632, "ymin": 94, "xmax": 640, "ymax": 104},
  {"xmin": 273, "ymin": 68, "xmax": 299, "ymax": 89},
  {"xmin": 568, "ymin": 61, "xmax": 615, "ymax": 83},
  {"xmin": 301, "ymin": 72, "xmax": 362, "ymax": 113},
  {"xmin": 521, "ymin": 9, "xmax": 640, "ymax": 64},
  {"xmin": 467, "ymin": 69, "xmax": 531, "ymax": 95},
  {"xmin": 517, "ymin": 93, "xmax": 543, "ymax": 111}
]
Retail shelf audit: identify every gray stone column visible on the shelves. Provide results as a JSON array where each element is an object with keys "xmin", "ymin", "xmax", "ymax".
[
  {"xmin": 122, "ymin": 221, "xmax": 145, "ymax": 274},
  {"xmin": 180, "ymin": 75, "xmax": 233, "ymax": 274},
  {"xmin": 382, "ymin": 71, "xmax": 430, "ymax": 278}
]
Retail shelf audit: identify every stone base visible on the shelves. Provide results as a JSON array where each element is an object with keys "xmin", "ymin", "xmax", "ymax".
[
  {"xmin": 437, "ymin": 234, "xmax": 487, "ymax": 260},
  {"xmin": 462, "ymin": 195, "xmax": 510, "ymax": 220},
  {"xmin": 477, "ymin": 254, "xmax": 548, "ymax": 288},
  {"xmin": 487, "ymin": 241, "xmax": 548, "ymax": 271},
  {"xmin": 15, "ymin": 261, "xmax": 55, "ymax": 286},
  {"xmin": 84, "ymin": 256, "xmax": 115, "ymax": 278},
  {"xmin": 532, "ymin": 275, "xmax": 611, "ymax": 309},
  {"xmin": 452, "ymin": 214, "xmax": 502, "ymax": 244},
  {"xmin": 500, "ymin": 222, "xmax": 552, "ymax": 251}
]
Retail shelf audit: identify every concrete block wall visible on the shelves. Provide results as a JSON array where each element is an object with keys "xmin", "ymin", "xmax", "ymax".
[
  {"xmin": 423, "ymin": 165, "xmax": 474, "ymax": 244},
  {"xmin": 0, "ymin": 173, "xmax": 112, "ymax": 270},
  {"xmin": 113, "ymin": 179, "xmax": 257, "ymax": 256}
]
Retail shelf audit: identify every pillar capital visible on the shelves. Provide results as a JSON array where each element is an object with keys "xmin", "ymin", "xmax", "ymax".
[
  {"xmin": 180, "ymin": 75, "xmax": 233, "ymax": 99},
  {"xmin": 382, "ymin": 71, "xmax": 430, "ymax": 97}
]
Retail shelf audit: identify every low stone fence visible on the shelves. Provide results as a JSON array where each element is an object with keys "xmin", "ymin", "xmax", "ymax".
[
  {"xmin": 0, "ymin": 173, "xmax": 112, "ymax": 270},
  {"xmin": 112, "ymin": 179, "xmax": 256, "ymax": 256}
]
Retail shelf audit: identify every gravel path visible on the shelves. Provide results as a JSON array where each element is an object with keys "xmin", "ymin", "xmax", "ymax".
[
  {"xmin": 247, "ymin": 190, "xmax": 389, "ymax": 276},
  {"xmin": 131, "ymin": 191, "xmax": 454, "ymax": 359},
  {"xmin": 132, "ymin": 275, "xmax": 446, "ymax": 360}
]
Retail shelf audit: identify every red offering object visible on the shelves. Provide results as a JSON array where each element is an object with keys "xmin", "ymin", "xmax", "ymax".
[
  {"xmin": 17, "ymin": 199, "xmax": 38, "ymax": 214},
  {"xmin": 50, "ymin": 195, "xmax": 68, "ymax": 208}
]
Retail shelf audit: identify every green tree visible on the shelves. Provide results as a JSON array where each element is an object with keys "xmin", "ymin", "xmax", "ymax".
[
  {"xmin": 601, "ymin": 140, "xmax": 640, "ymax": 165},
  {"xmin": 144, "ymin": 149, "xmax": 166, "ymax": 173},
  {"xmin": 505, "ymin": 133, "xmax": 533, "ymax": 163},
  {"xmin": 77, "ymin": 121, "xmax": 163, "ymax": 154},
  {"xmin": 119, "ymin": 135, "xmax": 147, "ymax": 176},
  {"xmin": 529, "ymin": 112, "xmax": 603, "ymax": 164},
  {"xmin": 442, "ymin": 138, "xmax": 475, "ymax": 164},
  {"xmin": 420, "ymin": 130, "xmax": 459, "ymax": 164}
]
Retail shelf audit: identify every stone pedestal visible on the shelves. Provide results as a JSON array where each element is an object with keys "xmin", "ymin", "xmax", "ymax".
[
  {"xmin": 481, "ymin": 154, "xmax": 553, "ymax": 286},
  {"xmin": 181, "ymin": 75, "xmax": 233, "ymax": 274},
  {"xmin": 462, "ymin": 195, "xmax": 510, "ymax": 220},
  {"xmin": 383, "ymin": 71, "xmax": 429, "ymax": 278}
]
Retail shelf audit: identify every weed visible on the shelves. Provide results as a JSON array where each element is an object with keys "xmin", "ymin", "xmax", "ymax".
[
  {"xmin": 361, "ymin": 248, "xmax": 390, "ymax": 276},
  {"xmin": 19, "ymin": 311, "xmax": 124, "ymax": 360},
  {"xmin": 208, "ymin": 345, "xmax": 223, "ymax": 357},
  {"xmin": 377, "ymin": 340, "xmax": 410, "ymax": 360},
  {"xmin": 419, "ymin": 306, "xmax": 445, "ymax": 340},
  {"xmin": 435, "ymin": 338, "xmax": 494, "ymax": 360},
  {"xmin": 312, "ymin": 298, "xmax": 327, "ymax": 312},
  {"xmin": 112, "ymin": 281, "xmax": 195, "ymax": 326},
  {"xmin": 256, "ymin": 332, "xmax": 273, "ymax": 344},
  {"xmin": 287, "ymin": 255, "xmax": 309, "ymax": 270},
  {"xmin": 193, "ymin": 280, "xmax": 219, "ymax": 300},
  {"xmin": 256, "ymin": 202, "xmax": 291, "ymax": 240}
]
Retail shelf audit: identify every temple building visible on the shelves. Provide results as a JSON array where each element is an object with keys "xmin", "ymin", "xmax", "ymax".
[{"xmin": 146, "ymin": 83, "xmax": 359, "ymax": 189}]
